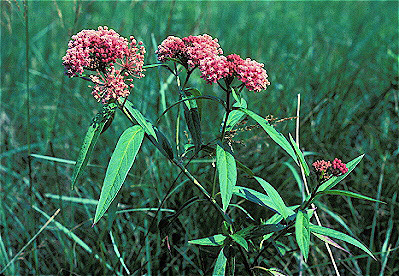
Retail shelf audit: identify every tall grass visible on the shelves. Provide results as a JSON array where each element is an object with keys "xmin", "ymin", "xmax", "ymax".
[{"xmin": 1, "ymin": 1, "xmax": 398, "ymax": 275}]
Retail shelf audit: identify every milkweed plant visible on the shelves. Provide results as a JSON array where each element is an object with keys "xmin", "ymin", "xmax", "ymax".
[{"xmin": 63, "ymin": 26, "xmax": 380, "ymax": 275}]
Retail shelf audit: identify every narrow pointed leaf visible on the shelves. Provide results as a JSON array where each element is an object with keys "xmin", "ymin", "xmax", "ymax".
[
  {"xmin": 189, "ymin": 234, "xmax": 226, "ymax": 246},
  {"xmin": 236, "ymin": 224, "xmax": 285, "ymax": 239},
  {"xmin": 184, "ymin": 107, "xmax": 202, "ymax": 152},
  {"xmin": 213, "ymin": 247, "xmax": 227, "ymax": 276},
  {"xmin": 223, "ymin": 95, "xmax": 247, "ymax": 132},
  {"xmin": 239, "ymin": 108, "xmax": 298, "ymax": 164},
  {"xmin": 233, "ymin": 186, "xmax": 278, "ymax": 213},
  {"xmin": 72, "ymin": 103, "xmax": 117, "ymax": 189},
  {"xmin": 94, "ymin": 126, "xmax": 144, "ymax": 224},
  {"xmin": 289, "ymin": 134, "xmax": 310, "ymax": 176},
  {"xmin": 217, "ymin": 144, "xmax": 237, "ymax": 211},
  {"xmin": 185, "ymin": 88, "xmax": 203, "ymax": 118},
  {"xmin": 123, "ymin": 99, "xmax": 157, "ymax": 140},
  {"xmin": 309, "ymin": 224, "xmax": 375, "ymax": 259},
  {"xmin": 317, "ymin": 190, "xmax": 386, "ymax": 204},
  {"xmin": 317, "ymin": 154, "xmax": 364, "ymax": 192},
  {"xmin": 295, "ymin": 210, "xmax": 310, "ymax": 261},
  {"xmin": 312, "ymin": 232, "xmax": 350, "ymax": 254},
  {"xmin": 230, "ymin": 234, "xmax": 249, "ymax": 251},
  {"xmin": 255, "ymin": 176, "xmax": 291, "ymax": 219}
]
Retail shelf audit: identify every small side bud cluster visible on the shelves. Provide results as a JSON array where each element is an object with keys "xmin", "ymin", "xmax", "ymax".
[
  {"xmin": 312, "ymin": 158, "xmax": 348, "ymax": 180},
  {"xmin": 62, "ymin": 26, "xmax": 145, "ymax": 104},
  {"xmin": 156, "ymin": 34, "xmax": 270, "ymax": 92}
]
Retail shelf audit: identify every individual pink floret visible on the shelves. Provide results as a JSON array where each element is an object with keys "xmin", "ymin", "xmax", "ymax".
[
  {"xmin": 90, "ymin": 68, "xmax": 130, "ymax": 104},
  {"xmin": 332, "ymin": 158, "xmax": 348, "ymax": 175},
  {"xmin": 62, "ymin": 26, "xmax": 129, "ymax": 77}
]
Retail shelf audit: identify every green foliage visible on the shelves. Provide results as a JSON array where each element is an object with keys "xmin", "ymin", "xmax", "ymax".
[
  {"xmin": 94, "ymin": 125, "xmax": 144, "ymax": 224},
  {"xmin": 71, "ymin": 103, "xmax": 117, "ymax": 189},
  {"xmin": 216, "ymin": 144, "xmax": 237, "ymax": 211},
  {"xmin": 295, "ymin": 210, "xmax": 311, "ymax": 261},
  {"xmin": 2, "ymin": 1, "xmax": 397, "ymax": 275}
]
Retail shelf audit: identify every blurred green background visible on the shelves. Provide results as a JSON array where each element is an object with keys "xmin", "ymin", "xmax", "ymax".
[{"xmin": 1, "ymin": 1, "xmax": 398, "ymax": 275}]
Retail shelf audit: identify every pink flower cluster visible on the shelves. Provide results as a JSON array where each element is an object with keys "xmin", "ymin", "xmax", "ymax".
[
  {"xmin": 156, "ymin": 34, "xmax": 270, "ymax": 92},
  {"xmin": 63, "ymin": 26, "xmax": 145, "ymax": 103},
  {"xmin": 312, "ymin": 158, "xmax": 348, "ymax": 180},
  {"xmin": 332, "ymin": 158, "xmax": 348, "ymax": 175},
  {"xmin": 156, "ymin": 34, "xmax": 222, "ymax": 68}
]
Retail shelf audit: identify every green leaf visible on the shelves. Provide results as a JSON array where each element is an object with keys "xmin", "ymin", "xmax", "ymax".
[
  {"xmin": 184, "ymin": 107, "xmax": 202, "ymax": 152},
  {"xmin": 189, "ymin": 234, "xmax": 226, "ymax": 246},
  {"xmin": 288, "ymin": 134, "xmax": 310, "ymax": 176},
  {"xmin": 312, "ymin": 232, "xmax": 350, "ymax": 254},
  {"xmin": 236, "ymin": 224, "xmax": 285, "ymax": 239},
  {"xmin": 309, "ymin": 224, "xmax": 375, "ymax": 259},
  {"xmin": 254, "ymin": 176, "xmax": 292, "ymax": 219},
  {"xmin": 317, "ymin": 154, "xmax": 364, "ymax": 192},
  {"xmin": 317, "ymin": 190, "xmax": 386, "ymax": 204},
  {"xmin": 71, "ymin": 103, "xmax": 117, "ymax": 189},
  {"xmin": 233, "ymin": 186, "xmax": 278, "ymax": 213},
  {"xmin": 123, "ymin": 99, "xmax": 157, "ymax": 140},
  {"xmin": 213, "ymin": 247, "xmax": 227, "ymax": 276},
  {"xmin": 236, "ymin": 159, "xmax": 255, "ymax": 177},
  {"xmin": 229, "ymin": 234, "xmax": 249, "ymax": 251},
  {"xmin": 93, "ymin": 126, "xmax": 144, "ymax": 224},
  {"xmin": 295, "ymin": 210, "xmax": 310, "ymax": 261},
  {"xmin": 185, "ymin": 88, "xmax": 203, "ymax": 118},
  {"xmin": 238, "ymin": 108, "xmax": 298, "ymax": 164},
  {"xmin": 216, "ymin": 144, "xmax": 237, "ymax": 212},
  {"xmin": 223, "ymin": 94, "xmax": 247, "ymax": 132}
]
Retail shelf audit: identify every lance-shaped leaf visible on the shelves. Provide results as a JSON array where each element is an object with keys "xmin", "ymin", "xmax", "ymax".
[
  {"xmin": 93, "ymin": 125, "xmax": 144, "ymax": 224},
  {"xmin": 238, "ymin": 108, "xmax": 298, "ymax": 164},
  {"xmin": 217, "ymin": 144, "xmax": 237, "ymax": 212},
  {"xmin": 71, "ymin": 103, "xmax": 117, "ymax": 189},
  {"xmin": 288, "ymin": 134, "xmax": 310, "ymax": 176},
  {"xmin": 222, "ymin": 91, "xmax": 247, "ymax": 132},
  {"xmin": 312, "ymin": 232, "xmax": 350, "ymax": 254},
  {"xmin": 316, "ymin": 154, "xmax": 364, "ymax": 193},
  {"xmin": 189, "ymin": 234, "xmax": 226, "ymax": 246},
  {"xmin": 230, "ymin": 233, "xmax": 249, "ymax": 251},
  {"xmin": 182, "ymin": 91, "xmax": 202, "ymax": 152},
  {"xmin": 236, "ymin": 224, "xmax": 285, "ymax": 239},
  {"xmin": 309, "ymin": 224, "xmax": 375, "ymax": 259},
  {"xmin": 295, "ymin": 210, "xmax": 310, "ymax": 261},
  {"xmin": 316, "ymin": 190, "xmax": 385, "ymax": 204},
  {"xmin": 255, "ymin": 176, "xmax": 292, "ymax": 219},
  {"xmin": 123, "ymin": 99, "xmax": 157, "ymax": 140},
  {"xmin": 213, "ymin": 247, "xmax": 227, "ymax": 276},
  {"xmin": 233, "ymin": 186, "xmax": 277, "ymax": 212}
]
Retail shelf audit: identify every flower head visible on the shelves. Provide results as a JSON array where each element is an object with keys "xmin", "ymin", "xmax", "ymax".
[
  {"xmin": 156, "ymin": 34, "xmax": 223, "ymax": 68},
  {"xmin": 312, "ymin": 160, "xmax": 332, "ymax": 179},
  {"xmin": 331, "ymin": 158, "xmax": 348, "ymax": 176},
  {"xmin": 155, "ymin": 36, "xmax": 185, "ymax": 63},
  {"xmin": 199, "ymin": 55, "xmax": 230, "ymax": 84},
  {"xmin": 226, "ymin": 54, "xmax": 270, "ymax": 92},
  {"xmin": 62, "ymin": 26, "xmax": 129, "ymax": 77}
]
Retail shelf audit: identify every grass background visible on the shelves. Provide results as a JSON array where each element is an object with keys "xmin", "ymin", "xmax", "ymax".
[{"xmin": 1, "ymin": 1, "xmax": 398, "ymax": 275}]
